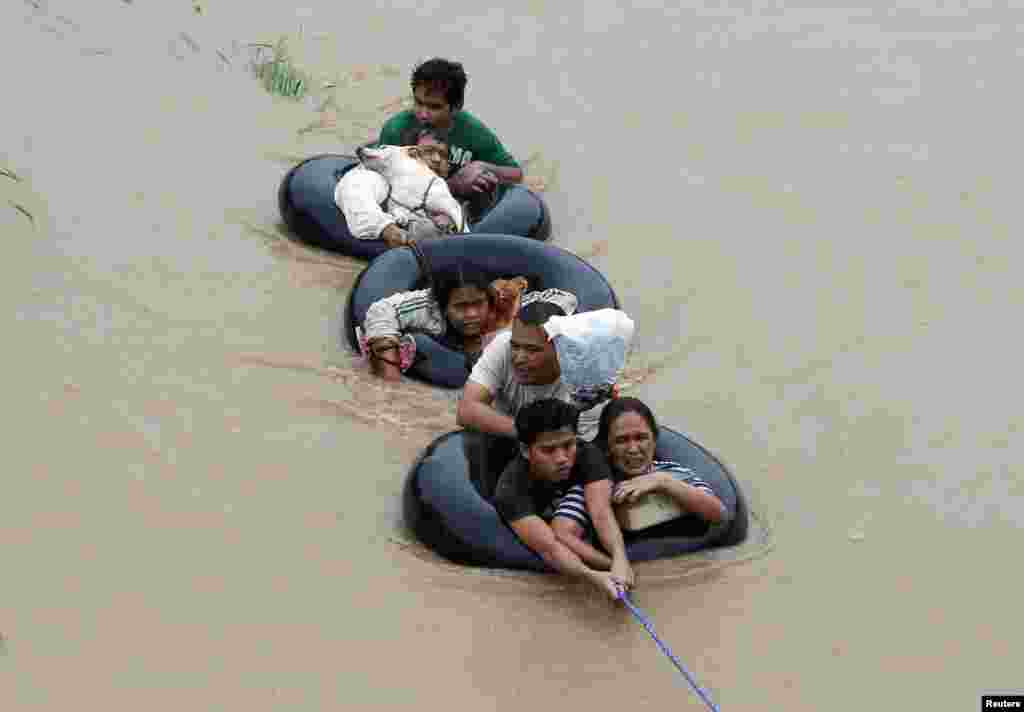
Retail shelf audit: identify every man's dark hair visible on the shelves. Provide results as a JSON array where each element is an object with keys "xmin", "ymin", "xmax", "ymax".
[
  {"xmin": 515, "ymin": 398, "xmax": 579, "ymax": 446},
  {"xmin": 411, "ymin": 58, "xmax": 468, "ymax": 111},
  {"xmin": 517, "ymin": 300, "xmax": 565, "ymax": 327}
]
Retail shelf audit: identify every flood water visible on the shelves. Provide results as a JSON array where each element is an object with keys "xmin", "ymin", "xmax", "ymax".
[{"xmin": 2, "ymin": 1, "xmax": 1021, "ymax": 709}]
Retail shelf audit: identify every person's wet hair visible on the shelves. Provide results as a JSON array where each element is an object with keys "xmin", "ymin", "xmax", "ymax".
[
  {"xmin": 515, "ymin": 398, "xmax": 580, "ymax": 446},
  {"xmin": 419, "ymin": 126, "xmax": 450, "ymax": 145},
  {"xmin": 517, "ymin": 300, "xmax": 565, "ymax": 327},
  {"xmin": 411, "ymin": 58, "xmax": 468, "ymax": 111},
  {"xmin": 397, "ymin": 125, "xmax": 451, "ymax": 147},
  {"xmin": 595, "ymin": 397, "xmax": 659, "ymax": 450},
  {"xmin": 432, "ymin": 265, "xmax": 494, "ymax": 318}
]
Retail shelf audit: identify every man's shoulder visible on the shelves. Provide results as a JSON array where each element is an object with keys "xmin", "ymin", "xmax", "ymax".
[
  {"xmin": 472, "ymin": 329, "xmax": 512, "ymax": 371},
  {"xmin": 493, "ymin": 456, "xmax": 529, "ymax": 498},
  {"xmin": 453, "ymin": 110, "xmax": 499, "ymax": 139},
  {"xmin": 454, "ymin": 110, "xmax": 488, "ymax": 128},
  {"xmin": 572, "ymin": 440, "xmax": 612, "ymax": 483},
  {"xmin": 487, "ymin": 328, "xmax": 513, "ymax": 349},
  {"xmin": 380, "ymin": 111, "xmax": 417, "ymax": 137},
  {"xmin": 468, "ymin": 335, "xmax": 512, "ymax": 396}
]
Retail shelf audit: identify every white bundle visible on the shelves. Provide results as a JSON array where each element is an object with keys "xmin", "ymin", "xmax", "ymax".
[{"xmin": 543, "ymin": 308, "xmax": 635, "ymax": 410}]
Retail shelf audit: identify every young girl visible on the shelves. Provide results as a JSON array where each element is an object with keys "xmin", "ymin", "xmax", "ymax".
[{"xmin": 357, "ymin": 266, "xmax": 528, "ymax": 382}]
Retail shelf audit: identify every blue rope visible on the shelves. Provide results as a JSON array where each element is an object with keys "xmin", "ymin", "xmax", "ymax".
[{"xmin": 619, "ymin": 590, "xmax": 721, "ymax": 711}]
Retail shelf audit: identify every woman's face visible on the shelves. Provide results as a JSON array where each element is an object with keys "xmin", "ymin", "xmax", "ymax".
[
  {"xmin": 446, "ymin": 286, "xmax": 491, "ymax": 337},
  {"xmin": 607, "ymin": 411, "xmax": 656, "ymax": 477}
]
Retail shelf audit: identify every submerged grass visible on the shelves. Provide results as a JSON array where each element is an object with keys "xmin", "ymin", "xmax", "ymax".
[{"xmin": 248, "ymin": 36, "xmax": 311, "ymax": 100}]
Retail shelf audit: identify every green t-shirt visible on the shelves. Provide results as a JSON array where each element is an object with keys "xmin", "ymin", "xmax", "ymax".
[{"xmin": 377, "ymin": 110, "xmax": 520, "ymax": 174}]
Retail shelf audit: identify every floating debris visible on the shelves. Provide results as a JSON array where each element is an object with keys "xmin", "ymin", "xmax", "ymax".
[
  {"xmin": 9, "ymin": 202, "xmax": 35, "ymax": 226},
  {"xmin": 178, "ymin": 32, "xmax": 200, "ymax": 54},
  {"xmin": 1, "ymin": 168, "xmax": 21, "ymax": 182}
]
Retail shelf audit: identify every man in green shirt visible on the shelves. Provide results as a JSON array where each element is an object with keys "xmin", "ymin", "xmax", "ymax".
[{"xmin": 376, "ymin": 58, "xmax": 523, "ymax": 216}]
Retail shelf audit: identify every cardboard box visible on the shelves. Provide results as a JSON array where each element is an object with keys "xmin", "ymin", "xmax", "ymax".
[{"xmin": 615, "ymin": 492, "xmax": 687, "ymax": 532}]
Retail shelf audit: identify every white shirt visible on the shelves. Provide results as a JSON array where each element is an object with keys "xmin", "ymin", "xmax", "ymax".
[
  {"xmin": 467, "ymin": 330, "xmax": 605, "ymax": 442},
  {"xmin": 334, "ymin": 166, "xmax": 395, "ymax": 240}
]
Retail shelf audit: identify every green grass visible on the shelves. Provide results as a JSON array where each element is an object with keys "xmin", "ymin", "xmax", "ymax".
[{"xmin": 249, "ymin": 37, "xmax": 310, "ymax": 100}]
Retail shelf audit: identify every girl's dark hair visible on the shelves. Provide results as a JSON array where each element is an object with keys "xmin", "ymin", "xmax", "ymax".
[
  {"xmin": 432, "ymin": 265, "xmax": 494, "ymax": 318},
  {"xmin": 411, "ymin": 58, "xmax": 468, "ymax": 111},
  {"xmin": 515, "ymin": 398, "xmax": 580, "ymax": 446},
  {"xmin": 595, "ymin": 397, "xmax": 659, "ymax": 450},
  {"xmin": 397, "ymin": 125, "xmax": 451, "ymax": 147}
]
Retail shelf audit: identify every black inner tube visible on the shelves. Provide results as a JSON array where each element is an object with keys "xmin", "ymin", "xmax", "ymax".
[
  {"xmin": 404, "ymin": 427, "xmax": 750, "ymax": 572},
  {"xmin": 279, "ymin": 154, "xmax": 551, "ymax": 259},
  {"xmin": 343, "ymin": 234, "xmax": 620, "ymax": 389}
]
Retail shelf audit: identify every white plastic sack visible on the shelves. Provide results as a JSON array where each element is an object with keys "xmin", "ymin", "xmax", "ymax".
[{"xmin": 543, "ymin": 308, "xmax": 635, "ymax": 410}]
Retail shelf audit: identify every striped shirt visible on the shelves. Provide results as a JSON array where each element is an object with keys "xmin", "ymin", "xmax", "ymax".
[
  {"xmin": 361, "ymin": 288, "xmax": 447, "ymax": 345},
  {"xmin": 638, "ymin": 460, "xmax": 717, "ymax": 495},
  {"xmin": 361, "ymin": 286, "xmax": 574, "ymax": 347},
  {"xmin": 553, "ymin": 460, "xmax": 718, "ymax": 529}
]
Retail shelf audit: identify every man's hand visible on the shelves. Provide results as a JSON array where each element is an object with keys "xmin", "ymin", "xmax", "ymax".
[
  {"xmin": 612, "ymin": 473, "xmax": 668, "ymax": 504},
  {"xmin": 456, "ymin": 382, "xmax": 516, "ymax": 437},
  {"xmin": 450, "ymin": 161, "xmax": 499, "ymax": 195},
  {"xmin": 589, "ymin": 571, "xmax": 626, "ymax": 602},
  {"xmin": 380, "ymin": 224, "xmax": 411, "ymax": 249},
  {"xmin": 429, "ymin": 212, "xmax": 455, "ymax": 232},
  {"xmin": 610, "ymin": 556, "xmax": 635, "ymax": 592}
]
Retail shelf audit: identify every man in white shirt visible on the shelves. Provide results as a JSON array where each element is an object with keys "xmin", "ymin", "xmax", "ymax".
[{"xmin": 457, "ymin": 289, "xmax": 608, "ymax": 497}]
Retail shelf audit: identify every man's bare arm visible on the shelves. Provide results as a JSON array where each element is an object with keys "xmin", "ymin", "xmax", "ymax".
[
  {"xmin": 509, "ymin": 516, "xmax": 622, "ymax": 601},
  {"xmin": 552, "ymin": 519, "xmax": 612, "ymax": 570},
  {"xmin": 481, "ymin": 163, "xmax": 523, "ymax": 184},
  {"xmin": 585, "ymin": 479, "xmax": 634, "ymax": 589},
  {"xmin": 456, "ymin": 382, "xmax": 516, "ymax": 437}
]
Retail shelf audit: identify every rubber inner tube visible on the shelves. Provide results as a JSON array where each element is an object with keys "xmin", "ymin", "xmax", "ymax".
[
  {"xmin": 343, "ymin": 234, "xmax": 620, "ymax": 389},
  {"xmin": 278, "ymin": 154, "xmax": 551, "ymax": 259},
  {"xmin": 403, "ymin": 427, "xmax": 750, "ymax": 572},
  {"xmin": 278, "ymin": 154, "xmax": 387, "ymax": 260}
]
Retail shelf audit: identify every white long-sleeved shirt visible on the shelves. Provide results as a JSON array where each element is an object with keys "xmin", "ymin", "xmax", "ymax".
[
  {"xmin": 361, "ymin": 288, "xmax": 447, "ymax": 344},
  {"xmin": 333, "ymin": 165, "xmax": 396, "ymax": 240}
]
